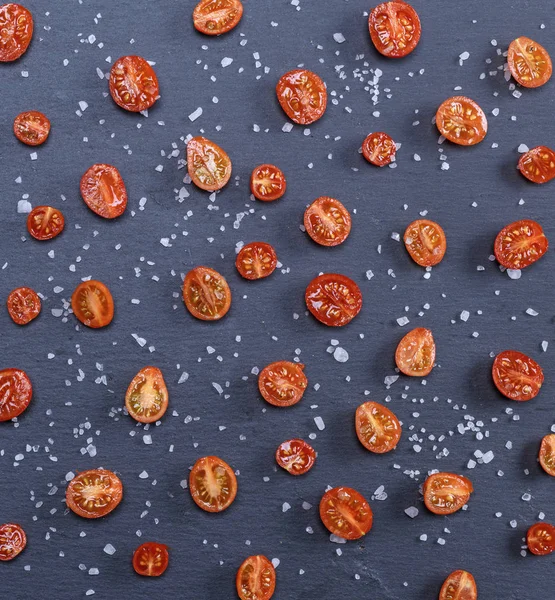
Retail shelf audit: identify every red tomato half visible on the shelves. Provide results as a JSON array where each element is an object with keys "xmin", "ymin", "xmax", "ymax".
[
  {"xmin": 423, "ymin": 472, "xmax": 473, "ymax": 515},
  {"xmin": 13, "ymin": 111, "xmax": 50, "ymax": 146},
  {"xmin": 276, "ymin": 439, "xmax": 316, "ymax": 475},
  {"xmin": 189, "ymin": 456, "xmax": 237, "ymax": 513},
  {"xmin": 304, "ymin": 197, "xmax": 352, "ymax": 247},
  {"xmin": 305, "ymin": 273, "xmax": 362, "ymax": 327},
  {"xmin": 7, "ymin": 287, "xmax": 41, "ymax": 325},
  {"xmin": 109, "ymin": 55, "xmax": 159, "ymax": 112},
  {"xmin": 276, "ymin": 69, "xmax": 327, "ymax": 125},
  {"xmin": 182, "ymin": 266, "xmax": 231, "ymax": 320},
  {"xmin": 125, "ymin": 367, "xmax": 169, "ymax": 423},
  {"xmin": 27, "ymin": 205, "xmax": 65, "ymax": 240},
  {"xmin": 518, "ymin": 146, "xmax": 555, "ymax": 184},
  {"xmin": 0, "ymin": 3, "xmax": 33, "ymax": 62},
  {"xmin": 539, "ymin": 434, "xmax": 555, "ymax": 477},
  {"xmin": 404, "ymin": 219, "xmax": 446, "ymax": 267},
  {"xmin": 0, "ymin": 523, "xmax": 27, "ymax": 561},
  {"xmin": 355, "ymin": 401, "xmax": 401, "ymax": 453},
  {"xmin": 236, "ymin": 555, "xmax": 276, "ymax": 600},
  {"xmin": 492, "ymin": 350, "xmax": 543, "ymax": 401},
  {"xmin": 368, "ymin": 1, "xmax": 421, "ymax": 58},
  {"xmin": 258, "ymin": 361, "xmax": 307, "ymax": 407},
  {"xmin": 319, "ymin": 487, "xmax": 373, "ymax": 540},
  {"xmin": 436, "ymin": 96, "xmax": 487, "ymax": 146},
  {"xmin": 66, "ymin": 469, "xmax": 123, "ymax": 519},
  {"xmin": 236, "ymin": 242, "xmax": 277, "ymax": 280},
  {"xmin": 133, "ymin": 542, "xmax": 169, "ymax": 577},
  {"xmin": 527, "ymin": 522, "xmax": 555, "ymax": 556},
  {"xmin": 0, "ymin": 368, "xmax": 32, "ymax": 422},
  {"xmin": 439, "ymin": 570, "xmax": 477, "ymax": 600},
  {"xmin": 71, "ymin": 280, "xmax": 114, "ymax": 328},
  {"xmin": 508, "ymin": 37, "xmax": 552, "ymax": 88},
  {"xmin": 395, "ymin": 328, "xmax": 435, "ymax": 377},
  {"xmin": 193, "ymin": 0, "xmax": 243, "ymax": 35},
  {"xmin": 80, "ymin": 164, "xmax": 127, "ymax": 219},
  {"xmin": 494, "ymin": 220, "xmax": 548, "ymax": 270},
  {"xmin": 362, "ymin": 132, "xmax": 396, "ymax": 166},
  {"xmin": 187, "ymin": 136, "xmax": 232, "ymax": 191},
  {"xmin": 250, "ymin": 164, "xmax": 286, "ymax": 201}
]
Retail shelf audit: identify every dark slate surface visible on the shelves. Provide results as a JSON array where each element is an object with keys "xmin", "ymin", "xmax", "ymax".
[{"xmin": 1, "ymin": 0, "xmax": 555, "ymax": 598}]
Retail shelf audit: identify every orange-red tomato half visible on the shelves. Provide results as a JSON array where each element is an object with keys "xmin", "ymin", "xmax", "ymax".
[
  {"xmin": 80, "ymin": 164, "xmax": 128, "ymax": 219},
  {"xmin": 133, "ymin": 542, "xmax": 169, "ymax": 577},
  {"xmin": 14, "ymin": 111, "xmax": 50, "ymax": 146},
  {"xmin": 0, "ymin": 368, "xmax": 32, "ymax": 422},
  {"xmin": 319, "ymin": 487, "xmax": 373, "ymax": 540},
  {"xmin": 236, "ymin": 242, "xmax": 277, "ymax": 280},
  {"xmin": 539, "ymin": 434, "xmax": 555, "ymax": 477},
  {"xmin": 492, "ymin": 350, "xmax": 543, "ymax": 401},
  {"xmin": 189, "ymin": 455, "xmax": 237, "ymax": 513},
  {"xmin": 362, "ymin": 132, "xmax": 396, "ymax": 166},
  {"xmin": 187, "ymin": 136, "xmax": 232, "ymax": 192},
  {"xmin": 0, "ymin": 3, "xmax": 33, "ymax": 62},
  {"xmin": 109, "ymin": 55, "xmax": 160, "ymax": 112},
  {"xmin": 395, "ymin": 327, "xmax": 436, "ymax": 377},
  {"xmin": 0, "ymin": 523, "xmax": 27, "ymax": 561},
  {"xmin": 508, "ymin": 37, "xmax": 552, "ymax": 89},
  {"xmin": 404, "ymin": 219, "xmax": 446, "ymax": 267},
  {"xmin": 182, "ymin": 266, "xmax": 231, "ymax": 321},
  {"xmin": 258, "ymin": 361, "xmax": 307, "ymax": 407},
  {"xmin": 27, "ymin": 206, "xmax": 65, "ymax": 240},
  {"xmin": 66, "ymin": 469, "xmax": 123, "ymax": 519},
  {"xmin": 193, "ymin": 0, "xmax": 243, "ymax": 35},
  {"xmin": 423, "ymin": 472, "xmax": 473, "ymax": 515},
  {"xmin": 305, "ymin": 273, "xmax": 362, "ymax": 327},
  {"xmin": 7, "ymin": 287, "xmax": 41, "ymax": 325},
  {"xmin": 527, "ymin": 522, "xmax": 555, "ymax": 556},
  {"xmin": 368, "ymin": 1, "xmax": 421, "ymax": 58},
  {"xmin": 250, "ymin": 164, "xmax": 286, "ymax": 201},
  {"xmin": 439, "ymin": 570, "xmax": 477, "ymax": 600},
  {"xmin": 355, "ymin": 401, "xmax": 402, "ymax": 453},
  {"xmin": 276, "ymin": 69, "xmax": 327, "ymax": 125},
  {"xmin": 71, "ymin": 280, "xmax": 114, "ymax": 328},
  {"xmin": 436, "ymin": 96, "xmax": 487, "ymax": 146},
  {"xmin": 275, "ymin": 439, "xmax": 316, "ymax": 475},
  {"xmin": 494, "ymin": 219, "xmax": 548, "ymax": 270},
  {"xmin": 236, "ymin": 555, "xmax": 276, "ymax": 600},
  {"xmin": 304, "ymin": 197, "xmax": 352, "ymax": 247},
  {"xmin": 125, "ymin": 366, "xmax": 169, "ymax": 423},
  {"xmin": 518, "ymin": 146, "xmax": 555, "ymax": 184}
]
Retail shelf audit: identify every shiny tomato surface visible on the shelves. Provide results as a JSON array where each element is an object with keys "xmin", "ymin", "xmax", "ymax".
[
  {"xmin": 276, "ymin": 439, "xmax": 316, "ymax": 475},
  {"xmin": 125, "ymin": 366, "xmax": 169, "ymax": 423},
  {"xmin": 258, "ymin": 361, "xmax": 307, "ymax": 407},
  {"xmin": 189, "ymin": 455, "xmax": 237, "ymax": 512},
  {"xmin": 236, "ymin": 555, "xmax": 276, "ymax": 600},
  {"xmin": 133, "ymin": 542, "xmax": 169, "ymax": 577},
  {"xmin": 7, "ymin": 286, "xmax": 41, "ymax": 325},
  {"xmin": 436, "ymin": 96, "xmax": 487, "ymax": 146},
  {"xmin": 0, "ymin": 523, "xmax": 27, "ymax": 561},
  {"xmin": 305, "ymin": 274, "xmax": 362, "ymax": 327},
  {"xmin": 13, "ymin": 111, "xmax": 50, "ymax": 145},
  {"xmin": 109, "ymin": 55, "xmax": 159, "ymax": 112},
  {"xmin": 0, "ymin": 368, "xmax": 32, "ymax": 422},
  {"xmin": 395, "ymin": 327, "xmax": 436, "ymax": 377},
  {"xmin": 494, "ymin": 219, "xmax": 548, "ymax": 270},
  {"xmin": 66, "ymin": 469, "xmax": 123, "ymax": 519},
  {"xmin": 80, "ymin": 164, "xmax": 128, "ymax": 219},
  {"xmin": 492, "ymin": 350, "xmax": 543, "ymax": 401},
  {"xmin": 71, "ymin": 280, "xmax": 114, "ymax": 328},
  {"xmin": 304, "ymin": 197, "xmax": 352, "ymax": 247},
  {"xmin": 276, "ymin": 69, "xmax": 327, "ymax": 125},
  {"xmin": 27, "ymin": 206, "xmax": 65, "ymax": 240},
  {"xmin": 0, "ymin": 3, "xmax": 33, "ymax": 62},
  {"xmin": 355, "ymin": 401, "xmax": 402, "ymax": 453},
  {"xmin": 368, "ymin": 1, "xmax": 421, "ymax": 58},
  {"xmin": 319, "ymin": 487, "xmax": 373, "ymax": 540},
  {"xmin": 508, "ymin": 37, "xmax": 552, "ymax": 88},
  {"xmin": 182, "ymin": 266, "xmax": 231, "ymax": 320},
  {"xmin": 423, "ymin": 472, "xmax": 473, "ymax": 515},
  {"xmin": 193, "ymin": 0, "xmax": 243, "ymax": 35}
]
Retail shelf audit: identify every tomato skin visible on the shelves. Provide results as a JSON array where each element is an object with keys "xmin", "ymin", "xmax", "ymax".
[
  {"xmin": 492, "ymin": 350, "xmax": 543, "ymax": 401},
  {"xmin": 276, "ymin": 439, "xmax": 316, "ymax": 475},
  {"xmin": 494, "ymin": 219, "xmax": 548, "ymax": 270},
  {"xmin": 187, "ymin": 136, "xmax": 232, "ymax": 192},
  {"xmin": 133, "ymin": 542, "xmax": 169, "ymax": 577},
  {"xmin": 258, "ymin": 361, "xmax": 307, "ymax": 407},
  {"xmin": 125, "ymin": 367, "xmax": 169, "ymax": 424},
  {"xmin": 193, "ymin": 0, "xmax": 243, "ymax": 35},
  {"xmin": 0, "ymin": 4, "xmax": 33, "ymax": 62},
  {"xmin": 439, "ymin": 570, "xmax": 477, "ymax": 600},
  {"xmin": 518, "ymin": 146, "xmax": 555, "ymax": 184},
  {"xmin": 362, "ymin": 132, "xmax": 396, "ymax": 166},
  {"xmin": 319, "ymin": 487, "xmax": 373, "ymax": 540},
  {"xmin": 423, "ymin": 472, "xmax": 473, "ymax": 515},
  {"xmin": 395, "ymin": 327, "xmax": 435, "ymax": 377},
  {"xmin": 276, "ymin": 69, "xmax": 327, "ymax": 125},
  {"xmin": 7, "ymin": 287, "xmax": 41, "ymax": 325},
  {"xmin": 182, "ymin": 266, "xmax": 231, "ymax": 321},
  {"xmin": 355, "ymin": 401, "xmax": 402, "ymax": 453},
  {"xmin": 109, "ymin": 55, "xmax": 159, "ymax": 112},
  {"xmin": 236, "ymin": 555, "xmax": 276, "ymax": 600},
  {"xmin": 305, "ymin": 273, "xmax": 362, "ymax": 327},
  {"xmin": 27, "ymin": 205, "xmax": 65, "ymax": 240},
  {"xmin": 508, "ymin": 37, "xmax": 552, "ymax": 89},
  {"xmin": 189, "ymin": 456, "xmax": 237, "ymax": 513},
  {"xmin": 368, "ymin": 1, "xmax": 421, "ymax": 58},
  {"xmin": 80, "ymin": 164, "xmax": 128, "ymax": 219},
  {"xmin": 0, "ymin": 523, "xmax": 27, "ymax": 561},
  {"xmin": 436, "ymin": 96, "xmax": 488, "ymax": 146},
  {"xmin": 66, "ymin": 469, "xmax": 123, "ymax": 519},
  {"xmin": 304, "ymin": 197, "xmax": 352, "ymax": 247},
  {"xmin": 0, "ymin": 368, "xmax": 32, "ymax": 422},
  {"xmin": 71, "ymin": 280, "xmax": 114, "ymax": 329},
  {"xmin": 13, "ymin": 111, "xmax": 50, "ymax": 146},
  {"xmin": 236, "ymin": 242, "xmax": 278, "ymax": 280},
  {"xmin": 539, "ymin": 434, "xmax": 555, "ymax": 476},
  {"xmin": 250, "ymin": 164, "xmax": 286, "ymax": 201},
  {"xmin": 404, "ymin": 219, "xmax": 446, "ymax": 267},
  {"xmin": 527, "ymin": 522, "xmax": 555, "ymax": 556}
]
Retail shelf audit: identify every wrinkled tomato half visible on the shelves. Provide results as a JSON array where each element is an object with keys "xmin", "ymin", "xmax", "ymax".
[
  {"xmin": 319, "ymin": 487, "xmax": 373, "ymax": 540},
  {"xmin": 250, "ymin": 164, "xmax": 286, "ymax": 201},
  {"xmin": 27, "ymin": 205, "xmax": 65, "ymax": 240},
  {"xmin": 182, "ymin": 266, "xmax": 231, "ymax": 321},
  {"xmin": 189, "ymin": 455, "xmax": 237, "ymax": 513},
  {"xmin": 0, "ymin": 3, "xmax": 33, "ymax": 62},
  {"xmin": 518, "ymin": 146, "xmax": 555, "ymax": 184},
  {"xmin": 492, "ymin": 350, "xmax": 543, "ymax": 401},
  {"xmin": 187, "ymin": 136, "xmax": 232, "ymax": 192},
  {"xmin": 13, "ymin": 111, "xmax": 50, "ymax": 146},
  {"xmin": 0, "ymin": 368, "xmax": 32, "ymax": 422},
  {"xmin": 404, "ymin": 219, "xmax": 446, "ymax": 267},
  {"xmin": 395, "ymin": 327, "xmax": 435, "ymax": 377},
  {"xmin": 276, "ymin": 69, "xmax": 327, "ymax": 125},
  {"xmin": 439, "ymin": 570, "xmax": 477, "ymax": 600},
  {"xmin": 193, "ymin": 0, "xmax": 243, "ymax": 35},
  {"xmin": 368, "ymin": 1, "xmax": 421, "ymax": 58},
  {"xmin": 508, "ymin": 37, "xmax": 552, "ymax": 89},
  {"xmin": 527, "ymin": 522, "xmax": 555, "ymax": 556},
  {"xmin": 539, "ymin": 434, "xmax": 555, "ymax": 477},
  {"xmin": 133, "ymin": 542, "xmax": 169, "ymax": 577},
  {"xmin": 80, "ymin": 164, "xmax": 127, "ymax": 219},
  {"xmin": 236, "ymin": 242, "xmax": 278, "ymax": 280},
  {"xmin": 109, "ymin": 55, "xmax": 159, "ymax": 113},
  {"xmin": 275, "ymin": 439, "xmax": 316, "ymax": 475},
  {"xmin": 423, "ymin": 472, "xmax": 473, "ymax": 515},
  {"xmin": 258, "ymin": 361, "xmax": 307, "ymax": 407},
  {"xmin": 71, "ymin": 280, "xmax": 114, "ymax": 329},
  {"xmin": 236, "ymin": 555, "xmax": 276, "ymax": 600},
  {"xmin": 436, "ymin": 96, "xmax": 488, "ymax": 146},
  {"xmin": 0, "ymin": 523, "xmax": 27, "ymax": 561},
  {"xmin": 7, "ymin": 287, "xmax": 41, "ymax": 325},
  {"xmin": 305, "ymin": 273, "xmax": 362, "ymax": 327},
  {"xmin": 494, "ymin": 219, "xmax": 548, "ymax": 270},
  {"xmin": 362, "ymin": 132, "xmax": 396, "ymax": 167},
  {"xmin": 304, "ymin": 197, "xmax": 352, "ymax": 247},
  {"xmin": 355, "ymin": 401, "xmax": 402, "ymax": 454},
  {"xmin": 66, "ymin": 469, "xmax": 123, "ymax": 519},
  {"xmin": 125, "ymin": 366, "xmax": 169, "ymax": 423}
]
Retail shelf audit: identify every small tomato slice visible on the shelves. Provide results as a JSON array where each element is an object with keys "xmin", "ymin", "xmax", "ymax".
[
  {"xmin": 539, "ymin": 434, "xmax": 555, "ymax": 476},
  {"xmin": 193, "ymin": 0, "xmax": 243, "ymax": 35},
  {"xmin": 492, "ymin": 350, "xmax": 543, "ymax": 401},
  {"xmin": 236, "ymin": 555, "xmax": 276, "ymax": 600},
  {"xmin": 368, "ymin": 1, "xmax": 421, "ymax": 58},
  {"xmin": 508, "ymin": 37, "xmax": 552, "ymax": 89},
  {"xmin": 182, "ymin": 266, "xmax": 231, "ymax": 321},
  {"xmin": 258, "ymin": 361, "xmax": 307, "ymax": 408},
  {"xmin": 276, "ymin": 69, "xmax": 327, "ymax": 125},
  {"xmin": 0, "ymin": 368, "xmax": 32, "ymax": 422},
  {"xmin": 494, "ymin": 219, "xmax": 548, "ymax": 269},
  {"xmin": 0, "ymin": 524, "xmax": 26, "ymax": 561},
  {"xmin": 13, "ymin": 111, "xmax": 50, "ymax": 146},
  {"xmin": 7, "ymin": 287, "xmax": 41, "ymax": 325},
  {"xmin": 518, "ymin": 146, "xmax": 555, "ymax": 184},
  {"xmin": 109, "ymin": 55, "xmax": 160, "ymax": 112},
  {"xmin": 71, "ymin": 280, "xmax": 114, "ymax": 329},
  {"xmin": 66, "ymin": 469, "xmax": 123, "ymax": 519},
  {"xmin": 133, "ymin": 542, "xmax": 169, "ymax": 577},
  {"xmin": 187, "ymin": 136, "xmax": 232, "ymax": 192},
  {"xmin": 305, "ymin": 273, "xmax": 362, "ymax": 327},
  {"xmin": 250, "ymin": 164, "xmax": 286, "ymax": 201},
  {"xmin": 125, "ymin": 367, "xmax": 168, "ymax": 424},
  {"xmin": 236, "ymin": 242, "xmax": 277, "ymax": 280},
  {"xmin": 439, "ymin": 570, "xmax": 477, "ymax": 600},
  {"xmin": 319, "ymin": 487, "xmax": 373, "ymax": 540},
  {"xmin": 27, "ymin": 205, "xmax": 65, "ymax": 240},
  {"xmin": 436, "ymin": 96, "xmax": 488, "ymax": 146},
  {"xmin": 395, "ymin": 327, "xmax": 435, "ymax": 377},
  {"xmin": 527, "ymin": 522, "xmax": 555, "ymax": 556},
  {"xmin": 80, "ymin": 164, "xmax": 127, "ymax": 219},
  {"xmin": 423, "ymin": 472, "xmax": 473, "ymax": 515},
  {"xmin": 0, "ymin": 3, "xmax": 33, "ymax": 62},
  {"xmin": 355, "ymin": 401, "xmax": 401, "ymax": 454},
  {"xmin": 276, "ymin": 439, "xmax": 316, "ymax": 475},
  {"xmin": 189, "ymin": 455, "xmax": 237, "ymax": 513},
  {"xmin": 404, "ymin": 219, "xmax": 446, "ymax": 267},
  {"xmin": 304, "ymin": 197, "xmax": 352, "ymax": 247},
  {"xmin": 362, "ymin": 131, "xmax": 396, "ymax": 166}
]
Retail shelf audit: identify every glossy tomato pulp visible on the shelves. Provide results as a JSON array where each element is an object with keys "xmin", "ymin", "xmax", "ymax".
[
  {"xmin": 27, "ymin": 205, "xmax": 65, "ymax": 240},
  {"xmin": 319, "ymin": 487, "xmax": 373, "ymax": 540},
  {"xmin": 236, "ymin": 555, "xmax": 276, "ymax": 600},
  {"xmin": 250, "ymin": 164, "xmax": 286, "ymax": 201},
  {"xmin": 305, "ymin": 273, "xmax": 362, "ymax": 327},
  {"xmin": 355, "ymin": 401, "xmax": 402, "ymax": 453},
  {"xmin": 71, "ymin": 280, "xmax": 114, "ymax": 328},
  {"xmin": 80, "ymin": 164, "xmax": 128, "ymax": 219},
  {"xmin": 276, "ymin": 439, "xmax": 316, "ymax": 475},
  {"xmin": 109, "ymin": 55, "xmax": 159, "ymax": 112},
  {"xmin": 0, "ymin": 368, "xmax": 32, "ymax": 422},
  {"xmin": 182, "ymin": 266, "xmax": 231, "ymax": 320},
  {"xmin": 362, "ymin": 132, "xmax": 396, "ymax": 166},
  {"xmin": 187, "ymin": 136, "xmax": 232, "ymax": 191},
  {"xmin": 439, "ymin": 570, "xmax": 477, "ymax": 600},
  {"xmin": 527, "ymin": 522, "xmax": 555, "ymax": 556},
  {"xmin": 423, "ymin": 472, "xmax": 473, "ymax": 515},
  {"xmin": 395, "ymin": 327, "xmax": 436, "ymax": 377},
  {"xmin": 494, "ymin": 219, "xmax": 548, "ymax": 270},
  {"xmin": 0, "ymin": 523, "xmax": 27, "ymax": 561},
  {"xmin": 0, "ymin": 3, "xmax": 33, "ymax": 62},
  {"xmin": 368, "ymin": 1, "xmax": 421, "ymax": 58},
  {"xmin": 508, "ymin": 37, "xmax": 552, "ymax": 88},
  {"xmin": 193, "ymin": 0, "xmax": 243, "ymax": 35},
  {"xmin": 133, "ymin": 542, "xmax": 169, "ymax": 577},
  {"xmin": 304, "ymin": 197, "xmax": 352, "ymax": 247},
  {"xmin": 13, "ymin": 110, "xmax": 50, "ymax": 145},
  {"xmin": 492, "ymin": 350, "xmax": 544, "ymax": 401},
  {"xmin": 539, "ymin": 434, "xmax": 555, "ymax": 477},
  {"xmin": 125, "ymin": 366, "xmax": 169, "ymax": 423},
  {"xmin": 66, "ymin": 469, "xmax": 123, "ymax": 519},
  {"xmin": 189, "ymin": 456, "xmax": 237, "ymax": 512},
  {"xmin": 518, "ymin": 146, "xmax": 555, "ymax": 184},
  {"xmin": 7, "ymin": 287, "xmax": 41, "ymax": 325},
  {"xmin": 236, "ymin": 242, "xmax": 278, "ymax": 280},
  {"xmin": 258, "ymin": 361, "xmax": 307, "ymax": 407},
  {"xmin": 436, "ymin": 96, "xmax": 488, "ymax": 146},
  {"xmin": 404, "ymin": 219, "xmax": 446, "ymax": 267},
  {"xmin": 276, "ymin": 69, "xmax": 327, "ymax": 125}
]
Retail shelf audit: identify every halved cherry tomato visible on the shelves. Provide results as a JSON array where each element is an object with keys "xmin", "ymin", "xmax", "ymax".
[
  {"xmin": 182, "ymin": 266, "xmax": 231, "ymax": 321},
  {"xmin": 539, "ymin": 434, "xmax": 555, "ymax": 476},
  {"xmin": 27, "ymin": 205, "xmax": 65, "ymax": 240},
  {"xmin": 362, "ymin": 132, "xmax": 396, "ymax": 166},
  {"xmin": 193, "ymin": 0, "xmax": 243, "ymax": 35},
  {"xmin": 258, "ymin": 361, "xmax": 307, "ymax": 407},
  {"xmin": 189, "ymin": 456, "xmax": 237, "ymax": 513},
  {"xmin": 319, "ymin": 487, "xmax": 373, "ymax": 540},
  {"xmin": 494, "ymin": 219, "xmax": 548, "ymax": 269},
  {"xmin": 492, "ymin": 350, "xmax": 543, "ymax": 401},
  {"xmin": 527, "ymin": 522, "xmax": 555, "ymax": 556},
  {"xmin": 109, "ymin": 55, "xmax": 159, "ymax": 113},
  {"xmin": 7, "ymin": 287, "xmax": 41, "ymax": 325},
  {"xmin": 133, "ymin": 542, "xmax": 169, "ymax": 577},
  {"xmin": 508, "ymin": 37, "xmax": 552, "ymax": 89},
  {"xmin": 276, "ymin": 69, "xmax": 327, "ymax": 125},
  {"xmin": 355, "ymin": 401, "xmax": 401, "ymax": 453},
  {"xmin": 0, "ymin": 523, "xmax": 26, "ymax": 561},
  {"xmin": 0, "ymin": 368, "xmax": 32, "ymax": 422},
  {"xmin": 423, "ymin": 472, "xmax": 473, "ymax": 515},
  {"xmin": 71, "ymin": 280, "xmax": 114, "ymax": 329},
  {"xmin": 66, "ymin": 469, "xmax": 123, "ymax": 519},
  {"xmin": 436, "ymin": 96, "xmax": 488, "ymax": 146},
  {"xmin": 518, "ymin": 146, "xmax": 555, "ymax": 184},
  {"xmin": 0, "ymin": 3, "xmax": 33, "ymax": 62},
  {"xmin": 125, "ymin": 367, "xmax": 168, "ymax": 423},
  {"xmin": 236, "ymin": 242, "xmax": 277, "ymax": 280},
  {"xmin": 250, "ymin": 164, "xmax": 286, "ymax": 201},
  {"xmin": 80, "ymin": 164, "xmax": 127, "ymax": 219},
  {"xmin": 368, "ymin": 1, "xmax": 421, "ymax": 58},
  {"xmin": 305, "ymin": 274, "xmax": 362, "ymax": 327},
  {"xmin": 304, "ymin": 197, "xmax": 352, "ymax": 247},
  {"xmin": 276, "ymin": 439, "xmax": 316, "ymax": 475},
  {"xmin": 404, "ymin": 219, "xmax": 446, "ymax": 267},
  {"xmin": 187, "ymin": 136, "xmax": 232, "ymax": 192},
  {"xmin": 236, "ymin": 555, "xmax": 276, "ymax": 600},
  {"xmin": 439, "ymin": 570, "xmax": 477, "ymax": 600},
  {"xmin": 395, "ymin": 327, "xmax": 435, "ymax": 377},
  {"xmin": 13, "ymin": 111, "xmax": 50, "ymax": 146}
]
